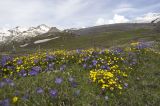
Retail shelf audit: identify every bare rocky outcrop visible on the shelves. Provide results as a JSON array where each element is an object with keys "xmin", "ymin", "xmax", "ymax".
[
  {"xmin": 48, "ymin": 27, "xmax": 60, "ymax": 33},
  {"xmin": 152, "ymin": 18, "xmax": 160, "ymax": 32}
]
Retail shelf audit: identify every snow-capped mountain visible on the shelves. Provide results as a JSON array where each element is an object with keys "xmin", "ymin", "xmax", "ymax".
[
  {"xmin": 0, "ymin": 24, "xmax": 59, "ymax": 43},
  {"xmin": 133, "ymin": 13, "xmax": 160, "ymax": 23}
]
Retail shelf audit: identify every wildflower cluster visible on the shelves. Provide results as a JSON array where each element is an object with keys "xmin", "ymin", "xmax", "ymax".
[
  {"xmin": 90, "ymin": 68, "xmax": 128, "ymax": 91},
  {"xmin": 89, "ymin": 42, "xmax": 154, "ymax": 92},
  {"xmin": 0, "ymin": 48, "xmax": 126, "ymax": 78}
]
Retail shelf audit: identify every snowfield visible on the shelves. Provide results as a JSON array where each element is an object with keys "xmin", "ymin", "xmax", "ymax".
[
  {"xmin": 34, "ymin": 37, "xmax": 60, "ymax": 44},
  {"xmin": 20, "ymin": 44, "xmax": 29, "ymax": 47}
]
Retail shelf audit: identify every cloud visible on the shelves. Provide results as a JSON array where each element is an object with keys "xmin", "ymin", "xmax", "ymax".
[
  {"xmin": 0, "ymin": 0, "xmax": 48, "ymax": 26},
  {"xmin": 108, "ymin": 14, "xmax": 130, "ymax": 24},
  {"xmin": 113, "ymin": 8, "xmax": 136, "ymax": 14},
  {"xmin": 52, "ymin": 0, "xmax": 88, "ymax": 20},
  {"xmin": 95, "ymin": 18, "xmax": 106, "ymax": 25},
  {"xmin": 96, "ymin": 12, "xmax": 160, "ymax": 26},
  {"xmin": 0, "ymin": 0, "xmax": 159, "ymax": 28},
  {"xmin": 95, "ymin": 14, "xmax": 130, "ymax": 25},
  {"xmin": 0, "ymin": 0, "xmax": 91, "ymax": 29},
  {"xmin": 113, "ymin": 3, "xmax": 136, "ymax": 13}
]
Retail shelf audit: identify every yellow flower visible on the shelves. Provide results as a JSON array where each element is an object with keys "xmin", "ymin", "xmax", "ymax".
[
  {"xmin": 98, "ymin": 79, "xmax": 105, "ymax": 83},
  {"xmin": 102, "ymin": 84, "xmax": 109, "ymax": 88},
  {"xmin": 118, "ymin": 85, "xmax": 122, "ymax": 90},
  {"xmin": 12, "ymin": 96, "xmax": 18, "ymax": 103},
  {"xmin": 131, "ymin": 42, "xmax": 139, "ymax": 46},
  {"xmin": 3, "ymin": 69, "xmax": 7, "ymax": 72}
]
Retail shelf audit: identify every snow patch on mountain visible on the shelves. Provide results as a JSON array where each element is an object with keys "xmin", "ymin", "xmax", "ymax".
[
  {"xmin": 20, "ymin": 43, "xmax": 29, "ymax": 47},
  {"xmin": 34, "ymin": 37, "xmax": 60, "ymax": 44}
]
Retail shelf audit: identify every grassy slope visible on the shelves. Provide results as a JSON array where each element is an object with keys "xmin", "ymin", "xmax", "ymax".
[{"xmin": 12, "ymin": 28, "xmax": 160, "ymax": 53}]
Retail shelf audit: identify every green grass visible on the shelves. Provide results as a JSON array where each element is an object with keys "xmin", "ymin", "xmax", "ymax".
[{"xmin": 110, "ymin": 49, "xmax": 160, "ymax": 106}]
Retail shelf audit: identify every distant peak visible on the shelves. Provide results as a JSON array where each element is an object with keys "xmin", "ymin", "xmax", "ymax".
[
  {"xmin": 48, "ymin": 27, "xmax": 60, "ymax": 32},
  {"xmin": 37, "ymin": 24, "xmax": 50, "ymax": 28},
  {"xmin": 36, "ymin": 24, "xmax": 51, "ymax": 32}
]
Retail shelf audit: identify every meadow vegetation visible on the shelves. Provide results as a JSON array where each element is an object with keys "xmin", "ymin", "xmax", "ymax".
[{"xmin": 0, "ymin": 41, "xmax": 160, "ymax": 106}]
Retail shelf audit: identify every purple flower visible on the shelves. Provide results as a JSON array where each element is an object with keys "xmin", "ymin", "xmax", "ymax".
[
  {"xmin": 1, "ymin": 56, "xmax": 12, "ymax": 67},
  {"xmin": 101, "ymin": 65, "xmax": 110, "ymax": 70},
  {"xmin": 0, "ymin": 81, "xmax": 5, "ymax": 88},
  {"xmin": 71, "ymin": 82, "xmax": 78, "ymax": 88},
  {"xmin": 84, "ymin": 57, "xmax": 88, "ymax": 62},
  {"xmin": 19, "ymin": 70, "xmax": 27, "ymax": 77},
  {"xmin": 32, "ymin": 66, "xmax": 41, "ymax": 72},
  {"xmin": 7, "ymin": 66, "xmax": 13, "ymax": 70},
  {"xmin": 99, "ymin": 50, "xmax": 105, "ymax": 54},
  {"xmin": 17, "ymin": 59, "xmax": 23, "ymax": 65},
  {"xmin": 29, "ymin": 70, "xmax": 38, "ymax": 76},
  {"xmin": 55, "ymin": 77, "xmax": 63, "ymax": 84},
  {"xmin": 76, "ymin": 49, "xmax": 81, "ymax": 54},
  {"xmin": 48, "ymin": 63, "xmax": 54, "ymax": 70},
  {"xmin": 22, "ymin": 93, "xmax": 29, "ymax": 101},
  {"xmin": 101, "ymin": 65, "xmax": 106, "ymax": 69},
  {"xmin": 92, "ymin": 60, "xmax": 98, "ymax": 66},
  {"xmin": 29, "ymin": 66, "xmax": 41, "ymax": 76},
  {"xmin": 124, "ymin": 83, "xmax": 128, "ymax": 88},
  {"xmin": 2, "ymin": 78, "xmax": 13, "ymax": 84},
  {"xmin": 83, "ymin": 64, "xmax": 87, "ymax": 68},
  {"xmin": 2, "ymin": 78, "xmax": 15, "ymax": 87},
  {"xmin": 34, "ymin": 59, "xmax": 39, "ymax": 64},
  {"xmin": 92, "ymin": 51, "xmax": 98, "ymax": 55},
  {"xmin": 112, "ymin": 48, "xmax": 123, "ymax": 54},
  {"xmin": 46, "ymin": 55, "xmax": 55, "ymax": 61},
  {"xmin": 45, "ymin": 68, "xmax": 49, "ymax": 72},
  {"xmin": 50, "ymin": 89, "xmax": 58, "ymax": 97},
  {"xmin": 0, "ymin": 99, "xmax": 10, "ymax": 106},
  {"xmin": 92, "ymin": 60, "xmax": 98, "ymax": 64},
  {"xmin": 36, "ymin": 87, "xmax": 44, "ymax": 94},
  {"xmin": 1, "ymin": 61, "xmax": 6, "ymax": 67},
  {"xmin": 60, "ymin": 65, "xmax": 66, "ymax": 71},
  {"xmin": 136, "ymin": 43, "xmax": 146, "ymax": 49},
  {"xmin": 93, "ymin": 63, "xmax": 97, "ymax": 66}
]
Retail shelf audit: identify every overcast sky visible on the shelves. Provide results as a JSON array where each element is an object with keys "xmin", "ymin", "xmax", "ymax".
[{"xmin": 0, "ymin": 0, "xmax": 160, "ymax": 29}]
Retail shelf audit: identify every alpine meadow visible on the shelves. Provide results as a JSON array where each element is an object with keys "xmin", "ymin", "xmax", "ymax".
[{"xmin": 0, "ymin": 0, "xmax": 160, "ymax": 106}]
